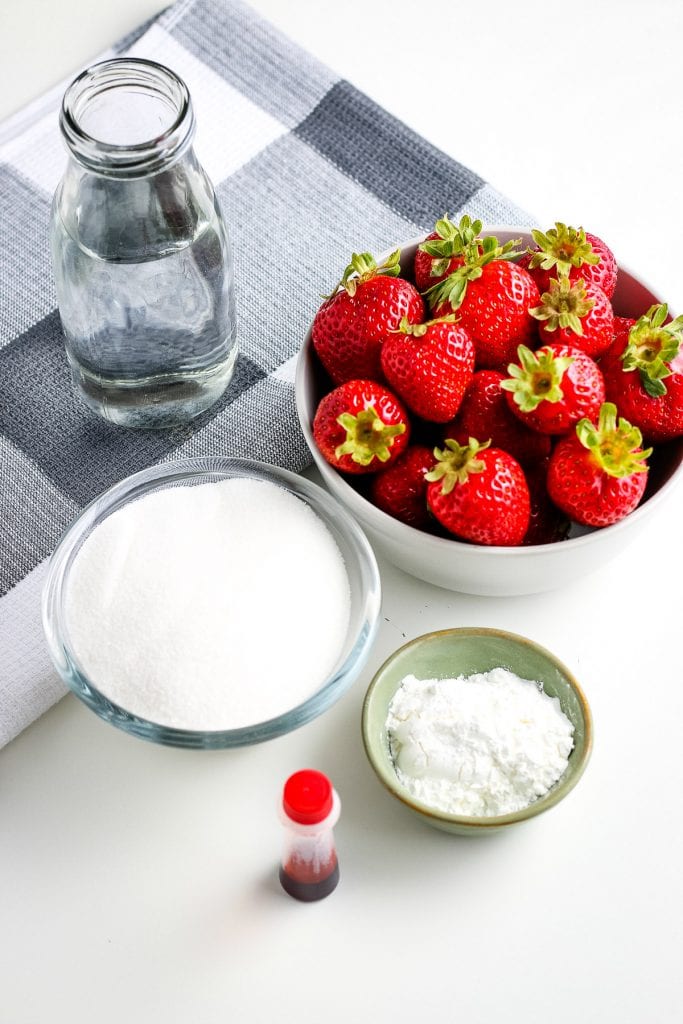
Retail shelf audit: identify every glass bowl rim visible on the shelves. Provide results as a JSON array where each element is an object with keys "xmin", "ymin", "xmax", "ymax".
[{"xmin": 42, "ymin": 456, "xmax": 382, "ymax": 749}]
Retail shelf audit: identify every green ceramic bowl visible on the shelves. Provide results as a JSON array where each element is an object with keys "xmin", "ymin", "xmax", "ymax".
[{"xmin": 361, "ymin": 627, "xmax": 593, "ymax": 835}]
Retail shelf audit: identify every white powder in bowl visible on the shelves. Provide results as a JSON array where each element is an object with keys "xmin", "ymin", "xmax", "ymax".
[
  {"xmin": 64, "ymin": 477, "xmax": 351, "ymax": 730},
  {"xmin": 386, "ymin": 668, "xmax": 574, "ymax": 817}
]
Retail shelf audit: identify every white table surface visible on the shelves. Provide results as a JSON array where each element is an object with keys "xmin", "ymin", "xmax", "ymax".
[{"xmin": 1, "ymin": 2, "xmax": 682, "ymax": 1022}]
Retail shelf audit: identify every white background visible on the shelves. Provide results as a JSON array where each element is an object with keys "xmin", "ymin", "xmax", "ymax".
[{"xmin": 1, "ymin": 2, "xmax": 682, "ymax": 1023}]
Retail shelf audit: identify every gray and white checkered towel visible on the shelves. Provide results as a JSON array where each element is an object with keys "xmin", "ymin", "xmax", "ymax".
[{"xmin": 0, "ymin": 0, "xmax": 531, "ymax": 746}]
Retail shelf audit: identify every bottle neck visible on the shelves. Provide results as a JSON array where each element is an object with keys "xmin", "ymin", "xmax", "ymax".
[{"xmin": 60, "ymin": 58, "xmax": 195, "ymax": 179}]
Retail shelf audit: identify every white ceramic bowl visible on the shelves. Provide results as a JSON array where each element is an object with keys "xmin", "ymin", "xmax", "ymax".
[
  {"xmin": 361, "ymin": 627, "xmax": 593, "ymax": 835},
  {"xmin": 295, "ymin": 229, "xmax": 683, "ymax": 596}
]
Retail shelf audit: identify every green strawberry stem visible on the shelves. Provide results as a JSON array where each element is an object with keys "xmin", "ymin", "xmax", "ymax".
[
  {"xmin": 424, "ymin": 231, "xmax": 522, "ymax": 311},
  {"xmin": 500, "ymin": 345, "xmax": 574, "ymax": 411},
  {"xmin": 425, "ymin": 438, "xmax": 489, "ymax": 494},
  {"xmin": 575, "ymin": 402, "xmax": 652, "ymax": 477},
  {"xmin": 527, "ymin": 222, "xmax": 600, "ymax": 273},
  {"xmin": 621, "ymin": 303, "xmax": 683, "ymax": 398},
  {"xmin": 335, "ymin": 406, "xmax": 405, "ymax": 466},
  {"xmin": 324, "ymin": 249, "xmax": 402, "ymax": 299},
  {"xmin": 530, "ymin": 273, "xmax": 595, "ymax": 336}
]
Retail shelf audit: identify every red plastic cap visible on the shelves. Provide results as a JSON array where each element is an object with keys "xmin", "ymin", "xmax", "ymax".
[{"xmin": 283, "ymin": 770, "xmax": 334, "ymax": 824}]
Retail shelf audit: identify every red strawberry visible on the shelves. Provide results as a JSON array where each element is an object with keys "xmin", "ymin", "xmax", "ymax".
[
  {"xmin": 501, "ymin": 343, "xmax": 605, "ymax": 435},
  {"xmin": 413, "ymin": 214, "xmax": 482, "ymax": 292},
  {"xmin": 313, "ymin": 379, "xmax": 410, "ymax": 474},
  {"xmin": 370, "ymin": 444, "xmax": 434, "ymax": 528},
  {"xmin": 612, "ymin": 315, "xmax": 636, "ymax": 342},
  {"xmin": 522, "ymin": 458, "xmax": 571, "ymax": 545},
  {"xmin": 426, "ymin": 438, "xmax": 530, "ymax": 546},
  {"xmin": 600, "ymin": 303, "xmax": 683, "ymax": 443},
  {"xmin": 547, "ymin": 403, "xmax": 651, "ymax": 527},
  {"xmin": 530, "ymin": 273, "xmax": 615, "ymax": 358},
  {"xmin": 428, "ymin": 235, "xmax": 540, "ymax": 369},
  {"xmin": 522, "ymin": 223, "xmax": 617, "ymax": 299},
  {"xmin": 380, "ymin": 314, "xmax": 475, "ymax": 423},
  {"xmin": 445, "ymin": 369, "xmax": 551, "ymax": 466},
  {"xmin": 312, "ymin": 250, "xmax": 424, "ymax": 384}
]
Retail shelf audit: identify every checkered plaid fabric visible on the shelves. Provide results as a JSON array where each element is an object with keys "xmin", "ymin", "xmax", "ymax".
[{"xmin": 0, "ymin": 0, "xmax": 532, "ymax": 746}]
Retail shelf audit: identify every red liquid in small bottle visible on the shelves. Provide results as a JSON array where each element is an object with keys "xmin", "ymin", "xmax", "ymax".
[{"xmin": 279, "ymin": 853, "xmax": 340, "ymax": 902}]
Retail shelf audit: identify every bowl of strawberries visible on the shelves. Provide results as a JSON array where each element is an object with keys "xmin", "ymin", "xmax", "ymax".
[{"xmin": 295, "ymin": 218, "xmax": 683, "ymax": 596}]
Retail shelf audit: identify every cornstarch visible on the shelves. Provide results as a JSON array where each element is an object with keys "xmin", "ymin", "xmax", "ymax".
[
  {"xmin": 386, "ymin": 668, "xmax": 574, "ymax": 816},
  {"xmin": 65, "ymin": 478, "xmax": 351, "ymax": 730}
]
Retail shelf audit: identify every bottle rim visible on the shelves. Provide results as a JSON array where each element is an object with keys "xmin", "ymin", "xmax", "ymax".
[{"xmin": 60, "ymin": 58, "xmax": 195, "ymax": 178}]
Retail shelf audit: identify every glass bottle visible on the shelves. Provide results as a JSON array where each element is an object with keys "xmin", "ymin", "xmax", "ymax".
[
  {"xmin": 50, "ymin": 58, "xmax": 238, "ymax": 428},
  {"xmin": 279, "ymin": 770, "xmax": 341, "ymax": 902}
]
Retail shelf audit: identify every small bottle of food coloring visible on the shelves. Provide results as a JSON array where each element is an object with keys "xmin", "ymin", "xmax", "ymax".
[{"xmin": 279, "ymin": 770, "xmax": 341, "ymax": 902}]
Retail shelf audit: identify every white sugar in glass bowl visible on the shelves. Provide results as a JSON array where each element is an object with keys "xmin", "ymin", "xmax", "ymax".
[
  {"xmin": 295, "ymin": 229, "xmax": 683, "ymax": 596},
  {"xmin": 42, "ymin": 457, "xmax": 382, "ymax": 748}
]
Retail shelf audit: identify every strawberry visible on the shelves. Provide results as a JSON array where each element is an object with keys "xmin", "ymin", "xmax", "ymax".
[
  {"xmin": 547, "ymin": 403, "xmax": 651, "ymax": 527},
  {"xmin": 380, "ymin": 314, "xmax": 475, "ymax": 423},
  {"xmin": 522, "ymin": 458, "xmax": 571, "ymax": 545},
  {"xmin": 413, "ymin": 214, "xmax": 482, "ymax": 292},
  {"xmin": 445, "ymin": 369, "xmax": 552, "ymax": 466},
  {"xmin": 530, "ymin": 272, "xmax": 615, "ymax": 359},
  {"xmin": 425, "ymin": 438, "xmax": 530, "ymax": 546},
  {"xmin": 600, "ymin": 303, "xmax": 683, "ymax": 443},
  {"xmin": 522, "ymin": 223, "xmax": 617, "ymax": 299},
  {"xmin": 612, "ymin": 315, "xmax": 636, "ymax": 342},
  {"xmin": 427, "ymin": 234, "xmax": 540, "ymax": 369},
  {"xmin": 370, "ymin": 445, "xmax": 434, "ymax": 528},
  {"xmin": 501, "ymin": 343, "xmax": 605, "ymax": 435},
  {"xmin": 312, "ymin": 379, "xmax": 410, "ymax": 474},
  {"xmin": 312, "ymin": 250, "xmax": 424, "ymax": 384}
]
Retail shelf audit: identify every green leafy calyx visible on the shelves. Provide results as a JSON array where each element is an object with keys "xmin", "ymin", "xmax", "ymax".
[
  {"xmin": 425, "ymin": 438, "xmax": 490, "ymax": 494},
  {"xmin": 418, "ymin": 214, "xmax": 483, "ymax": 265},
  {"xmin": 335, "ymin": 406, "xmax": 405, "ymax": 466},
  {"xmin": 575, "ymin": 402, "xmax": 651, "ymax": 478},
  {"xmin": 528, "ymin": 222, "xmax": 600, "ymax": 274},
  {"xmin": 500, "ymin": 345, "xmax": 574, "ymax": 412},
  {"xmin": 425, "ymin": 230, "xmax": 523, "ymax": 311},
  {"xmin": 325, "ymin": 249, "xmax": 401, "ymax": 299},
  {"xmin": 620, "ymin": 303, "xmax": 683, "ymax": 398},
  {"xmin": 530, "ymin": 274, "xmax": 595, "ymax": 336},
  {"xmin": 398, "ymin": 313, "xmax": 457, "ymax": 338}
]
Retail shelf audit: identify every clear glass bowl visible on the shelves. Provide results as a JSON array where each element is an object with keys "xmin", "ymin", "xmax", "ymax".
[{"xmin": 42, "ymin": 458, "xmax": 382, "ymax": 749}]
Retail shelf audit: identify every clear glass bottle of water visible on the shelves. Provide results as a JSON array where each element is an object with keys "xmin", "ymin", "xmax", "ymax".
[{"xmin": 50, "ymin": 58, "xmax": 238, "ymax": 428}]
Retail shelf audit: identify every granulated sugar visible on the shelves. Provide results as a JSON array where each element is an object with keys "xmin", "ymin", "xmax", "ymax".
[
  {"xmin": 386, "ymin": 668, "xmax": 574, "ymax": 816},
  {"xmin": 65, "ymin": 477, "xmax": 351, "ymax": 730}
]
